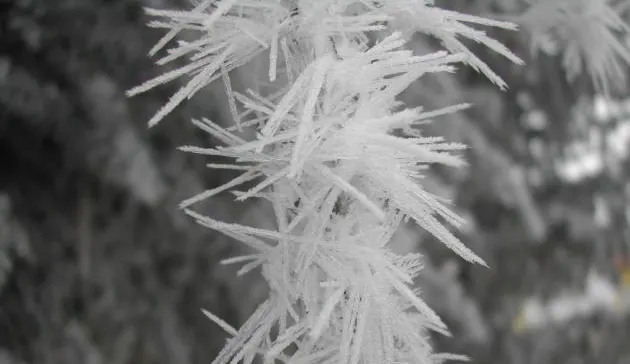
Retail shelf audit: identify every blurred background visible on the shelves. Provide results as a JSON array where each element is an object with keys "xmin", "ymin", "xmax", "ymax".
[{"xmin": 1, "ymin": 0, "xmax": 630, "ymax": 363}]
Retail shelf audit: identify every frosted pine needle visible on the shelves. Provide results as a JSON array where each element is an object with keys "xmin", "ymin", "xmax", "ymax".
[{"xmin": 201, "ymin": 308, "xmax": 239, "ymax": 336}]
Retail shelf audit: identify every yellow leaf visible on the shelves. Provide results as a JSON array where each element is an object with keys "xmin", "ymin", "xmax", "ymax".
[
  {"xmin": 512, "ymin": 310, "xmax": 527, "ymax": 333},
  {"xmin": 620, "ymin": 268, "xmax": 630, "ymax": 288}
]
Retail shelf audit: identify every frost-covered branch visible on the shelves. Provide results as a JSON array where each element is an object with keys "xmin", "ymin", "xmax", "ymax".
[
  {"xmin": 518, "ymin": 0, "xmax": 630, "ymax": 93},
  {"xmin": 130, "ymin": 0, "xmax": 522, "ymax": 363}
]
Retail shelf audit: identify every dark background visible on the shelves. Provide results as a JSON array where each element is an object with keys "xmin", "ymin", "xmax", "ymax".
[{"xmin": 1, "ymin": 0, "xmax": 629, "ymax": 363}]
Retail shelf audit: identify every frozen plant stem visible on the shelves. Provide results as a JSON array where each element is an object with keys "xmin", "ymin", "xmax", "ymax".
[{"xmin": 129, "ymin": 1, "xmax": 522, "ymax": 363}]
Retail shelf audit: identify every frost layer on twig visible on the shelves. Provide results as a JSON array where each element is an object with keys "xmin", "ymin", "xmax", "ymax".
[{"xmin": 132, "ymin": 1, "xmax": 522, "ymax": 363}]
